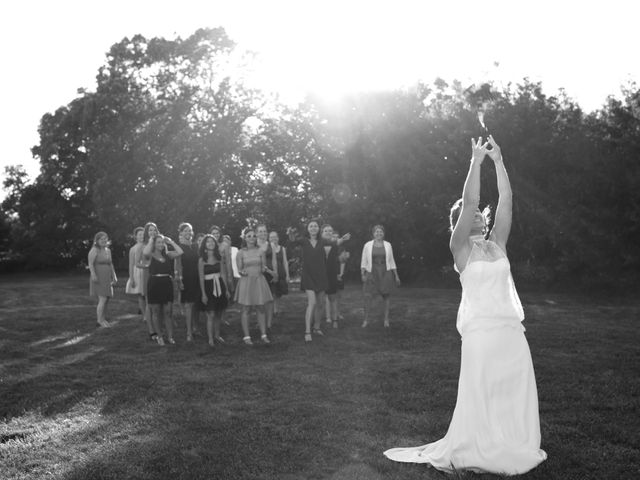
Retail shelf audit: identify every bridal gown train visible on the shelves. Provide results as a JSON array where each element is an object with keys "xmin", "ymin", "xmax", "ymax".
[{"xmin": 384, "ymin": 237, "xmax": 547, "ymax": 475}]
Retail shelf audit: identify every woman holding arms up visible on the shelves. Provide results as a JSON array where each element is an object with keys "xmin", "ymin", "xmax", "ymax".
[
  {"xmin": 361, "ymin": 225, "xmax": 400, "ymax": 328},
  {"xmin": 384, "ymin": 136, "xmax": 546, "ymax": 474},
  {"xmin": 288, "ymin": 220, "xmax": 350, "ymax": 342},
  {"xmin": 88, "ymin": 232, "xmax": 117, "ymax": 328},
  {"xmin": 143, "ymin": 233, "xmax": 183, "ymax": 345},
  {"xmin": 198, "ymin": 234, "xmax": 229, "ymax": 347}
]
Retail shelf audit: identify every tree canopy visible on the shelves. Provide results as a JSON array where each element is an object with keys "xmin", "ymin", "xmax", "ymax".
[{"xmin": 2, "ymin": 28, "xmax": 639, "ymax": 291}]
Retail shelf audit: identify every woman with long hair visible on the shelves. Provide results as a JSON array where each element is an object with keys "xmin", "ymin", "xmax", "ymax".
[
  {"xmin": 256, "ymin": 224, "xmax": 278, "ymax": 330},
  {"xmin": 175, "ymin": 222, "xmax": 200, "ymax": 342},
  {"xmin": 88, "ymin": 231, "xmax": 117, "ymax": 328},
  {"xmin": 198, "ymin": 234, "xmax": 229, "ymax": 347},
  {"xmin": 143, "ymin": 233, "xmax": 183, "ymax": 345},
  {"xmin": 288, "ymin": 220, "xmax": 350, "ymax": 342},
  {"xmin": 384, "ymin": 136, "xmax": 546, "ymax": 475},
  {"xmin": 234, "ymin": 227, "xmax": 273, "ymax": 345},
  {"xmin": 140, "ymin": 222, "xmax": 159, "ymax": 340},
  {"xmin": 321, "ymin": 225, "xmax": 346, "ymax": 329},
  {"xmin": 268, "ymin": 230, "xmax": 290, "ymax": 317},
  {"xmin": 125, "ymin": 226, "xmax": 146, "ymax": 321},
  {"xmin": 360, "ymin": 224, "xmax": 400, "ymax": 328}
]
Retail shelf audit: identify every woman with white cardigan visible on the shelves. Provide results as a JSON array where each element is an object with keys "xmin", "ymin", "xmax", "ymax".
[{"xmin": 361, "ymin": 225, "xmax": 401, "ymax": 328}]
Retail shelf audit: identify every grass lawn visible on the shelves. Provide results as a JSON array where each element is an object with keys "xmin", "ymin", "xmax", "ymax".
[{"xmin": 0, "ymin": 273, "xmax": 638, "ymax": 480}]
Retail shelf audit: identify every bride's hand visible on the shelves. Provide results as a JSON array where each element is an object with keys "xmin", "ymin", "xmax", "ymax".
[
  {"xmin": 471, "ymin": 137, "xmax": 489, "ymax": 164},
  {"xmin": 486, "ymin": 135, "xmax": 503, "ymax": 163}
]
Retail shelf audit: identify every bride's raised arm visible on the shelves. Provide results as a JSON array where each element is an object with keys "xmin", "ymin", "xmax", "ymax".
[
  {"xmin": 450, "ymin": 137, "xmax": 488, "ymax": 255},
  {"xmin": 486, "ymin": 135, "xmax": 512, "ymax": 251}
]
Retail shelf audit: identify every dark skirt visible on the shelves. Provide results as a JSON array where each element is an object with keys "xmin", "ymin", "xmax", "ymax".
[
  {"xmin": 148, "ymin": 276, "xmax": 174, "ymax": 305},
  {"xmin": 201, "ymin": 278, "xmax": 228, "ymax": 313}
]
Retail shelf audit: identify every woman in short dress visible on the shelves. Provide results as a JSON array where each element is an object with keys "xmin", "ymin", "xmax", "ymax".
[
  {"xmin": 125, "ymin": 226, "xmax": 146, "ymax": 320},
  {"xmin": 360, "ymin": 224, "xmax": 400, "ymax": 328},
  {"xmin": 268, "ymin": 230, "xmax": 290, "ymax": 317},
  {"xmin": 235, "ymin": 227, "xmax": 274, "ymax": 345},
  {"xmin": 383, "ymin": 136, "xmax": 546, "ymax": 475},
  {"xmin": 140, "ymin": 222, "xmax": 159, "ymax": 339},
  {"xmin": 288, "ymin": 220, "xmax": 350, "ymax": 342},
  {"xmin": 198, "ymin": 234, "xmax": 229, "ymax": 347},
  {"xmin": 175, "ymin": 222, "xmax": 200, "ymax": 342},
  {"xmin": 321, "ymin": 224, "xmax": 344, "ymax": 329},
  {"xmin": 143, "ymin": 234, "xmax": 183, "ymax": 345},
  {"xmin": 257, "ymin": 224, "xmax": 278, "ymax": 330},
  {"xmin": 88, "ymin": 231, "xmax": 117, "ymax": 328}
]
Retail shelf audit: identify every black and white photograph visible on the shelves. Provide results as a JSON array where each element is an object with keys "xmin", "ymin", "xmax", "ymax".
[{"xmin": 1, "ymin": 1, "xmax": 638, "ymax": 479}]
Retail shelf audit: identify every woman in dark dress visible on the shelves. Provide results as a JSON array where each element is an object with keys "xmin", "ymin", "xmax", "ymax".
[
  {"xmin": 288, "ymin": 220, "xmax": 350, "ymax": 342},
  {"xmin": 198, "ymin": 234, "xmax": 229, "ymax": 347},
  {"xmin": 257, "ymin": 224, "xmax": 278, "ymax": 331},
  {"xmin": 143, "ymin": 234, "xmax": 183, "ymax": 345},
  {"xmin": 268, "ymin": 230, "xmax": 290, "ymax": 316},
  {"xmin": 175, "ymin": 222, "xmax": 200, "ymax": 342},
  {"xmin": 321, "ymin": 224, "xmax": 343, "ymax": 329}
]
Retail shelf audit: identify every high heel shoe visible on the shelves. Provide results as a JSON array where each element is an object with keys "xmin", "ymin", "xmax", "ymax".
[
  {"xmin": 243, "ymin": 336, "xmax": 253, "ymax": 346},
  {"xmin": 261, "ymin": 334, "xmax": 271, "ymax": 344},
  {"xmin": 304, "ymin": 333, "xmax": 312, "ymax": 342},
  {"xmin": 383, "ymin": 319, "xmax": 390, "ymax": 328},
  {"xmin": 312, "ymin": 328, "xmax": 324, "ymax": 336},
  {"xmin": 214, "ymin": 336, "xmax": 226, "ymax": 344}
]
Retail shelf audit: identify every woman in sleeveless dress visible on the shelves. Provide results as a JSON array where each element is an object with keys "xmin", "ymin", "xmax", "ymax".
[
  {"xmin": 287, "ymin": 220, "xmax": 351, "ymax": 342},
  {"xmin": 88, "ymin": 231, "xmax": 117, "ymax": 328},
  {"xmin": 198, "ymin": 234, "xmax": 229, "ymax": 347},
  {"xmin": 269, "ymin": 230, "xmax": 290, "ymax": 317},
  {"xmin": 143, "ymin": 234, "xmax": 183, "ymax": 345},
  {"xmin": 125, "ymin": 227, "xmax": 146, "ymax": 321},
  {"xmin": 140, "ymin": 222, "xmax": 159, "ymax": 340},
  {"xmin": 384, "ymin": 136, "xmax": 547, "ymax": 475},
  {"xmin": 176, "ymin": 223, "xmax": 200, "ymax": 342},
  {"xmin": 360, "ymin": 224, "xmax": 401, "ymax": 328},
  {"xmin": 235, "ymin": 227, "xmax": 274, "ymax": 345},
  {"xmin": 256, "ymin": 224, "xmax": 278, "ymax": 331}
]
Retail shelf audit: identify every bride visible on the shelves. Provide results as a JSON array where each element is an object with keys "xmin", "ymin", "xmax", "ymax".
[{"xmin": 384, "ymin": 136, "xmax": 547, "ymax": 475}]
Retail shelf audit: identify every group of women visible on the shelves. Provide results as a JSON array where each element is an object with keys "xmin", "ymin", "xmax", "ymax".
[
  {"xmin": 88, "ymin": 219, "xmax": 404, "ymax": 344},
  {"xmin": 87, "ymin": 135, "xmax": 546, "ymax": 475}
]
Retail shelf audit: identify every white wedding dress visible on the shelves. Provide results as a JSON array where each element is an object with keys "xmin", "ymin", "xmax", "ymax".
[{"xmin": 384, "ymin": 237, "xmax": 547, "ymax": 475}]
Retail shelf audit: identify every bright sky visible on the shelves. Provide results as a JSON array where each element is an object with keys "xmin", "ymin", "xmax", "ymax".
[{"xmin": 1, "ymin": 0, "xmax": 638, "ymax": 188}]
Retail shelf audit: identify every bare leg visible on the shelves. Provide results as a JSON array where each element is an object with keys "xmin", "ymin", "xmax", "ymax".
[
  {"xmin": 213, "ymin": 312, "xmax": 222, "ymax": 341},
  {"xmin": 241, "ymin": 305, "xmax": 251, "ymax": 342},
  {"xmin": 206, "ymin": 311, "xmax": 215, "ymax": 346},
  {"xmin": 256, "ymin": 305, "xmax": 268, "ymax": 341},
  {"xmin": 137, "ymin": 295, "xmax": 146, "ymax": 322},
  {"xmin": 151, "ymin": 304, "xmax": 164, "ymax": 345},
  {"xmin": 314, "ymin": 292, "xmax": 325, "ymax": 332},
  {"xmin": 363, "ymin": 293, "xmax": 372, "ymax": 327},
  {"xmin": 383, "ymin": 296, "xmax": 391, "ymax": 327},
  {"xmin": 96, "ymin": 296, "xmax": 109, "ymax": 326},
  {"xmin": 265, "ymin": 300, "xmax": 274, "ymax": 329},
  {"xmin": 164, "ymin": 304, "xmax": 174, "ymax": 342},
  {"xmin": 184, "ymin": 303, "xmax": 194, "ymax": 340},
  {"xmin": 325, "ymin": 295, "xmax": 331, "ymax": 323},
  {"xmin": 305, "ymin": 290, "xmax": 316, "ymax": 339}
]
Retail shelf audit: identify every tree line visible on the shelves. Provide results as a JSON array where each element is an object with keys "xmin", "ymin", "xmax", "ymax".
[{"xmin": 2, "ymin": 28, "xmax": 639, "ymax": 291}]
